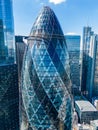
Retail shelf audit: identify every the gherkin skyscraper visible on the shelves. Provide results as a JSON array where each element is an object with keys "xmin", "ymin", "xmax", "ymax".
[{"xmin": 21, "ymin": 6, "xmax": 72, "ymax": 130}]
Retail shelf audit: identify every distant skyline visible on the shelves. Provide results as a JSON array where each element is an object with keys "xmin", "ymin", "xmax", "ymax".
[{"xmin": 13, "ymin": 0, "xmax": 98, "ymax": 36}]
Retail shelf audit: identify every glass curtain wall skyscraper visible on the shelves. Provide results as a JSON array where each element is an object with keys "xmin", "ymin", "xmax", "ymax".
[
  {"xmin": 80, "ymin": 27, "xmax": 94, "ymax": 94},
  {"xmin": 81, "ymin": 27, "xmax": 98, "ymax": 99},
  {"xmin": 88, "ymin": 35, "xmax": 98, "ymax": 98},
  {"xmin": 93, "ymin": 35, "xmax": 98, "ymax": 96},
  {"xmin": 21, "ymin": 6, "xmax": 72, "ymax": 130},
  {"xmin": 0, "ymin": 0, "xmax": 15, "ymax": 64},
  {"xmin": 15, "ymin": 36, "xmax": 27, "ymax": 78},
  {"xmin": 65, "ymin": 35, "xmax": 81, "ymax": 94},
  {"xmin": 0, "ymin": 0, "xmax": 19, "ymax": 129}
]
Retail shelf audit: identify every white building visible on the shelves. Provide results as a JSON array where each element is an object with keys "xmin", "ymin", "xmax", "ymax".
[{"xmin": 75, "ymin": 100, "xmax": 98, "ymax": 124}]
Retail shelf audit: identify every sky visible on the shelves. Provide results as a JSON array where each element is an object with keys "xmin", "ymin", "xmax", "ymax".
[{"xmin": 13, "ymin": 0, "xmax": 98, "ymax": 36}]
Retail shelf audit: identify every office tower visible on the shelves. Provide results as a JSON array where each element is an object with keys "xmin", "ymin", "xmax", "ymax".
[
  {"xmin": 0, "ymin": 64, "xmax": 19, "ymax": 130},
  {"xmin": 89, "ymin": 35, "xmax": 98, "ymax": 97},
  {"xmin": 21, "ymin": 6, "xmax": 72, "ymax": 130},
  {"xmin": 80, "ymin": 27, "xmax": 98, "ymax": 99},
  {"xmin": 15, "ymin": 36, "xmax": 27, "ymax": 78},
  {"xmin": 65, "ymin": 35, "xmax": 81, "ymax": 94},
  {"xmin": 0, "ymin": 0, "xmax": 15, "ymax": 64},
  {"xmin": 0, "ymin": 0, "xmax": 19, "ymax": 129},
  {"xmin": 80, "ymin": 27, "xmax": 93, "ymax": 95}
]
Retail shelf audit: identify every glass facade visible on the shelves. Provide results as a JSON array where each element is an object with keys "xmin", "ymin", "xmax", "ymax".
[
  {"xmin": 81, "ymin": 27, "xmax": 98, "ymax": 99},
  {"xmin": 21, "ymin": 6, "xmax": 72, "ymax": 130},
  {"xmin": 80, "ymin": 27, "xmax": 94, "ymax": 94},
  {"xmin": 15, "ymin": 36, "xmax": 27, "ymax": 78},
  {"xmin": 65, "ymin": 35, "xmax": 81, "ymax": 94},
  {"xmin": 0, "ymin": 1, "xmax": 19, "ymax": 129},
  {"xmin": 0, "ymin": 64, "xmax": 19, "ymax": 130},
  {"xmin": 91, "ymin": 35, "xmax": 98, "ymax": 97},
  {"xmin": 0, "ymin": 0, "xmax": 15, "ymax": 64}
]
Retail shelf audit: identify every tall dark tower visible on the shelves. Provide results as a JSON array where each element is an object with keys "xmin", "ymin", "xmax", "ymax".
[
  {"xmin": 21, "ymin": 6, "xmax": 72, "ymax": 130},
  {"xmin": 0, "ymin": 0, "xmax": 19, "ymax": 129}
]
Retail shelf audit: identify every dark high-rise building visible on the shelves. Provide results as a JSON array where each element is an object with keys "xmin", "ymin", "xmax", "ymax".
[
  {"xmin": 65, "ymin": 35, "xmax": 81, "ymax": 94},
  {"xmin": 21, "ymin": 6, "xmax": 72, "ymax": 130},
  {"xmin": 0, "ymin": 64, "xmax": 19, "ymax": 130},
  {"xmin": 0, "ymin": 0, "xmax": 19, "ymax": 129},
  {"xmin": 15, "ymin": 35, "xmax": 27, "ymax": 78}
]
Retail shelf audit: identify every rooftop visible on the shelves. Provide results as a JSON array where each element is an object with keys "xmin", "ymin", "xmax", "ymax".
[
  {"xmin": 91, "ymin": 120, "xmax": 98, "ymax": 126},
  {"xmin": 75, "ymin": 100, "xmax": 97, "ymax": 112}
]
